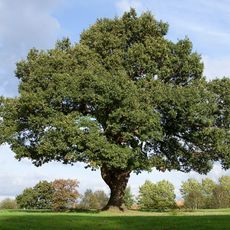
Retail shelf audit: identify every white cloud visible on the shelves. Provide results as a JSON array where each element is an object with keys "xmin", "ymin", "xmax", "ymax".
[
  {"xmin": 115, "ymin": 0, "xmax": 230, "ymax": 80},
  {"xmin": 0, "ymin": 173, "xmax": 44, "ymax": 197},
  {"xmin": 207, "ymin": 164, "xmax": 227, "ymax": 180},
  {"xmin": 116, "ymin": 0, "xmax": 144, "ymax": 14},
  {"xmin": 203, "ymin": 56, "xmax": 230, "ymax": 80},
  {"xmin": 0, "ymin": 0, "xmax": 64, "ymax": 96},
  {"xmin": 0, "ymin": 196, "xmax": 15, "ymax": 201},
  {"xmin": 0, "ymin": 145, "xmax": 108, "ymax": 199},
  {"xmin": 188, "ymin": 163, "xmax": 228, "ymax": 183}
]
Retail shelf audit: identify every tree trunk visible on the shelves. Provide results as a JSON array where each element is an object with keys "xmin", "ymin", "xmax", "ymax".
[{"xmin": 100, "ymin": 165, "xmax": 131, "ymax": 211}]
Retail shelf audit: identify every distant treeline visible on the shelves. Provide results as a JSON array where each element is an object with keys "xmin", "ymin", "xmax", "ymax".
[{"xmin": 0, "ymin": 176, "xmax": 229, "ymax": 211}]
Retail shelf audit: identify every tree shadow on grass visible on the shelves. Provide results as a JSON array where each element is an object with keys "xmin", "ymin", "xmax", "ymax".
[{"xmin": 0, "ymin": 213, "xmax": 229, "ymax": 230}]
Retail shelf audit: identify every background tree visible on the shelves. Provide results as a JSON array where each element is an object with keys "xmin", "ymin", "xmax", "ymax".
[
  {"xmin": 16, "ymin": 179, "xmax": 79, "ymax": 210},
  {"xmin": 180, "ymin": 178, "xmax": 203, "ymax": 209},
  {"xmin": 52, "ymin": 179, "xmax": 79, "ymax": 211},
  {"xmin": 0, "ymin": 198, "xmax": 18, "ymax": 209},
  {"xmin": 33, "ymin": 181, "xmax": 54, "ymax": 209},
  {"xmin": 181, "ymin": 176, "xmax": 230, "ymax": 209},
  {"xmin": 94, "ymin": 190, "xmax": 109, "ymax": 210},
  {"xmin": 79, "ymin": 189, "xmax": 96, "ymax": 209},
  {"xmin": 212, "ymin": 176, "xmax": 230, "ymax": 208},
  {"xmin": 16, "ymin": 188, "xmax": 37, "ymax": 209},
  {"xmin": 0, "ymin": 9, "xmax": 229, "ymax": 210},
  {"xmin": 138, "ymin": 180, "xmax": 175, "ymax": 210},
  {"xmin": 16, "ymin": 181, "xmax": 53, "ymax": 209},
  {"xmin": 138, "ymin": 180, "xmax": 156, "ymax": 209},
  {"xmin": 219, "ymin": 176, "xmax": 230, "ymax": 192},
  {"xmin": 201, "ymin": 178, "xmax": 216, "ymax": 208},
  {"xmin": 123, "ymin": 186, "xmax": 135, "ymax": 209},
  {"xmin": 79, "ymin": 189, "xmax": 108, "ymax": 210},
  {"xmin": 156, "ymin": 180, "xmax": 176, "ymax": 210}
]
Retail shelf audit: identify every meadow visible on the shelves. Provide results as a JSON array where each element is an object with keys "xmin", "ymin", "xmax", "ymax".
[{"xmin": 0, "ymin": 209, "xmax": 229, "ymax": 230}]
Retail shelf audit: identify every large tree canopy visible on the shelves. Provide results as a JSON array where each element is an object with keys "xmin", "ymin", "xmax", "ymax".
[{"xmin": 0, "ymin": 9, "xmax": 229, "ymax": 210}]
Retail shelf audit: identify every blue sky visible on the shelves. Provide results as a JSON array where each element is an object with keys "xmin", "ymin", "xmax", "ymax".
[{"xmin": 0, "ymin": 0, "xmax": 229, "ymax": 200}]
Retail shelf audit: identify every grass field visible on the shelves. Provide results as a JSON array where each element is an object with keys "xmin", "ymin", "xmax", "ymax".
[{"xmin": 0, "ymin": 209, "xmax": 229, "ymax": 230}]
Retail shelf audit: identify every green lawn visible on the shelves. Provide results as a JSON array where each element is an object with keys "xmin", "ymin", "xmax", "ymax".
[{"xmin": 0, "ymin": 209, "xmax": 229, "ymax": 230}]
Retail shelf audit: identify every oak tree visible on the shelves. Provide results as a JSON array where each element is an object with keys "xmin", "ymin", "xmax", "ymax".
[{"xmin": 0, "ymin": 9, "xmax": 229, "ymax": 210}]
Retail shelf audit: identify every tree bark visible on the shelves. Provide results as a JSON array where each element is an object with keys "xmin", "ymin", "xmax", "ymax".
[{"xmin": 100, "ymin": 165, "xmax": 131, "ymax": 211}]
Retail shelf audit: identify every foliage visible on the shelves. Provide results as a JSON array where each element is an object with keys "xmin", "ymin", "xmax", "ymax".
[
  {"xmin": 212, "ymin": 176, "xmax": 230, "ymax": 208},
  {"xmin": 34, "ymin": 180, "xmax": 54, "ymax": 209},
  {"xmin": 79, "ymin": 189, "xmax": 108, "ymax": 210},
  {"xmin": 219, "ymin": 176, "xmax": 230, "ymax": 192},
  {"xmin": 16, "ymin": 188, "xmax": 38, "ymax": 209},
  {"xmin": 138, "ymin": 180, "xmax": 175, "ymax": 210},
  {"xmin": 52, "ymin": 179, "xmax": 80, "ymax": 211},
  {"xmin": 0, "ymin": 198, "xmax": 18, "ymax": 209},
  {"xmin": 207, "ymin": 79, "xmax": 230, "ymax": 169},
  {"xmin": 201, "ymin": 178, "xmax": 216, "ymax": 208},
  {"xmin": 16, "ymin": 181, "xmax": 53, "ymax": 209},
  {"xmin": 181, "ymin": 176, "xmax": 230, "ymax": 209},
  {"xmin": 181, "ymin": 178, "xmax": 204, "ymax": 209},
  {"xmin": 94, "ymin": 190, "xmax": 109, "ymax": 209},
  {"xmin": 123, "ymin": 186, "xmax": 135, "ymax": 209},
  {"xmin": 0, "ymin": 9, "xmax": 229, "ymax": 208},
  {"xmin": 16, "ymin": 179, "xmax": 79, "ymax": 210}
]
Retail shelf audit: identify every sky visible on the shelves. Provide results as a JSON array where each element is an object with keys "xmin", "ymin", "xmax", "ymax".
[{"xmin": 0, "ymin": 0, "xmax": 230, "ymax": 200}]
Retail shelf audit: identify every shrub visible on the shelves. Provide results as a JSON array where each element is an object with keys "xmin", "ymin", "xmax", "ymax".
[
  {"xmin": 0, "ymin": 198, "xmax": 18, "ymax": 209},
  {"xmin": 79, "ymin": 189, "xmax": 108, "ymax": 210},
  {"xmin": 138, "ymin": 180, "xmax": 175, "ymax": 210}
]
